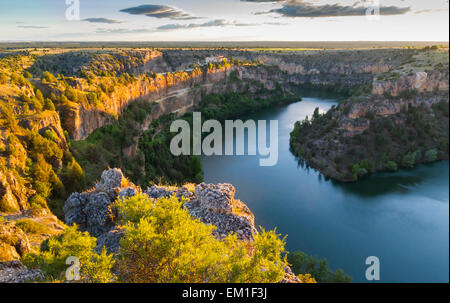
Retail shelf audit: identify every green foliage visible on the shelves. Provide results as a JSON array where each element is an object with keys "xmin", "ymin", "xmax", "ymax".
[
  {"xmin": 290, "ymin": 97, "xmax": 449, "ymax": 181},
  {"xmin": 0, "ymin": 73, "xmax": 9, "ymax": 84},
  {"xmin": 43, "ymin": 129, "xmax": 59, "ymax": 143},
  {"xmin": 29, "ymin": 194, "xmax": 48, "ymax": 210},
  {"xmin": 199, "ymin": 89, "xmax": 298, "ymax": 121},
  {"xmin": 138, "ymin": 115, "xmax": 204, "ymax": 185},
  {"xmin": 15, "ymin": 219, "xmax": 49, "ymax": 234},
  {"xmin": 35, "ymin": 89, "xmax": 44, "ymax": 102},
  {"xmin": 64, "ymin": 158, "xmax": 85, "ymax": 193},
  {"xmin": 115, "ymin": 194, "xmax": 288, "ymax": 283},
  {"xmin": 360, "ymin": 159, "xmax": 375, "ymax": 173},
  {"xmin": 23, "ymin": 71, "xmax": 32, "ymax": 79},
  {"xmin": 424, "ymin": 149, "xmax": 438, "ymax": 162},
  {"xmin": 384, "ymin": 161, "xmax": 398, "ymax": 171},
  {"xmin": 43, "ymin": 98, "xmax": 56, "ymax": 111},
  {"xmin": 288, "ymin": 251, "xmax": 352, "ymax": 283},
  {"xmin": 351, "ymin": 164, "xmax": 361, "ymax": 180},
  {"xmin": 402, "ymin": 150, "xmax": 421, "ymax": 168},
  {"xmin": 41, "ymin": 71, "xmax": 57, "ymax": 83},
  {"xmin": 22, "ymin": 225, "xmax": 115, "ymax": 282}
]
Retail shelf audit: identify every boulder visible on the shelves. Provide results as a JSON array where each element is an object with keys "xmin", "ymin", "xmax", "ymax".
[
  {"xmin": 0, "ymin": 260, "xmax": 44, "ymax": 283},
  {"xmin": 95, "ymin": 168, "xmax": 127, "ymax": 200}
]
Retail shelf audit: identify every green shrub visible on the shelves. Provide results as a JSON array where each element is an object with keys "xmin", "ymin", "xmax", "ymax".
[
  {"xmin": 22, "ymin": 225, "xmax": 115, "ymax": 282},
  {"xmin": 29, "ymin": 195, "xmax": 48, "ymax": 210},
  {"xmin": 115, "ymin": 194, "xmax": 288, "ymax": 283},
  {"xmin": 402, "ymin": 150, "xmax": 421, "ymax": 168},
  {"xmin": 0, "ymin": 73, "xmax": 8, "ymax": 84},
  {"xmin": 15, "ymin": 219, "xmax": 49, "ymax": 234},
  {"xmin": 41, "ymin": 71, "xmax": 57, "ymax": 83},
  {"xmin": 384, "ymin": 161, "xmax": 398, "ymax": 172},
  {"xmin": 43, "ymin": 129, "xmax": 59, "ymax": 143},
  {"xmin": 44, "ymin": 98, "xmax": 56, "ymax": 111},
  {"xmin": 424, "ymin": 149, "xmax": 438, "ymax": 162}
]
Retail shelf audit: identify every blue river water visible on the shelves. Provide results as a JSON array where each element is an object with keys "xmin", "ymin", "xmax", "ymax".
[{"xmin": 201, "ymin": 94, "xmax": 449, "ymax": 283}]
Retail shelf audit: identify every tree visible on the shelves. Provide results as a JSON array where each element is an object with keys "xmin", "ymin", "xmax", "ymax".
[
  {"xmin": 288, "ymin": 251, "xmax": 352, "ymax": 283},
  {"xmin": 424, "ymin": 149, "xmax": 438, "ymax": 162},
  {"xmin": 313, "ymin": 107, "xmax": 320, "ymax": 120},
  {"xmin": 44, "ymin": 98, "xmax": 56, "ymax": 111},
  {"xmin": 35, "ymin": 89, "xmax": 44, "ymax": 102},
  {"xmin": 66, "ymin": 159, "xmax": 85, "ymax": 192},
  {"xmin": 385, "ymin": 161, "xmax": 398, "ymax": 172},
  {"xmin": 42, "ymin": 71, "xmax": 57, "ymax": 83}
]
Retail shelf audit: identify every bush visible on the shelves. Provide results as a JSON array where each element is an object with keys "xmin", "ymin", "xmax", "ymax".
[
  {"xmin": 44, "ymin": 98, "xmax": 56, "ymax": 111},
  {"xmin": 43, "ymin": 129, "xmax": 59, "ymax": 143},
  {"xmin": 115, "ymin": 194, "xmax": 288, "ymax": 283},
  {"xmin": 384, "ymin": 161, "xmax": 398, "ymax": 172},
  {"xmin": 29, "ymin": 195, "xmax": 48, "ymax": 210},
  {"xmin": 0, "ymin": 73, "xmax": 8, "ymax": 84},
  {"xmin": 402, "ymin": 150, "xmax": 421, "ymax": 168},
  {"xmin": 424, "ymin": 149, "xmax": 438, "ymax": 162},
  {"xmin": 22, "ymin": 225, "xmax": 115, "ymax": 282},
  {"xmin": 15, "ymin": 219, "xmax": 49, "ymax": 234},
  {"xmin": 42, "ymin": 71, "xmax": 57, "ymax": 83}
]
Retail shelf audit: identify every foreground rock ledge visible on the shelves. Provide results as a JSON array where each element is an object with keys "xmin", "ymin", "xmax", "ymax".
[{"xmin": 63, "ymin": 168, "xmax": 300, "ymax": 283}]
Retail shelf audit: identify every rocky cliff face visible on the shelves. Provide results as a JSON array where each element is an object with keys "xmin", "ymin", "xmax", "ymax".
[
  {"xmin": 63, "ymin": 65, "xmax": 232, "ymax": 140},
  {"xmin": 339, "ymin": 92, "xmax": 448, "ymax": 136},
  {"xmin": 372, "ymin": 70, "xmax": 449, "ymax": 96},
  {"xmin": 63, "ymin": 169, "xmax": 257, "ymax": 245}
]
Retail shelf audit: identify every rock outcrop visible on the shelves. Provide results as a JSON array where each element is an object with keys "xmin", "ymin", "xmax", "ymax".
[
  {"xmin": 63, "ymin": 168, "xmax": 298, "ymax": 283},
  {"xmin": 0, "ymin": 221, "xmax": 31, "ymax": 262},
  {"xmin": 64, "ymin": 169, "xmax": 256, "ymax": 245},
  {"xmin": 0, "ymin": 260, "xmax": 44, "ymax": 283}
]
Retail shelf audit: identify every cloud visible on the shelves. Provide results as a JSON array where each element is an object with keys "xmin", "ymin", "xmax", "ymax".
[
  {"xmin": 157, "ymin": 20, "xmax": 227, "ymax": 30},
  {"xmin": 257, "ymin": 1, "xmax": 411, "ymax": 18},
  {"xmin": 95, "ymin": 28, "xmax": 152, "ymax": 34},
  {"xmin": 156, "ymin": 19, "xmax": 268, "ymax": 31},
  {"xmin": 17, "ymin": 25, "xmax": 48, "ymax": 29},
  {"xmin": 83, "ymin": 18, "xmax": 124, "ymax": 24},
  {"xmin": 120, "ymin": 4, "xmax": 200, "ymax": 20}
]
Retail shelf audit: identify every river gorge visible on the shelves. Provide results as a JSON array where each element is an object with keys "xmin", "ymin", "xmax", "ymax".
[
  {"xmin": 202, "ymin": 91, "xmax": 449, "ymax": 283},
  {"xmin": 1, "ymin": 46, "xmax": 448, "ymax": 283}
]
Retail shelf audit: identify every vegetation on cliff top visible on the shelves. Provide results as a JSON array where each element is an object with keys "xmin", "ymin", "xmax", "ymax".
[{"xmin": 24, "ymin": 194, "xmax": 289, "ymax": 283}]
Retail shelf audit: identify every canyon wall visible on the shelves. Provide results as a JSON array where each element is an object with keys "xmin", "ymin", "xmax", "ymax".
[{"xmin": 63, "ymin": 65, "xmax": 233, "ymax": 141}]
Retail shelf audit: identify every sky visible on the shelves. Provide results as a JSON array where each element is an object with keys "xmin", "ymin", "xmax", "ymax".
[{"xmin": 0, "ymin": 0, "xmax": 448, "ymax": 41}]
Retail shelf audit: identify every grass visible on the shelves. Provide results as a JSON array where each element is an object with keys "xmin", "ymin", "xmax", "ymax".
[{"xmin": 15, "ymin": 218, "xmax": 49, "ymax": 234}]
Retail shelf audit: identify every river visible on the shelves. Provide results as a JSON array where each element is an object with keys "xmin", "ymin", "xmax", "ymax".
[{"xmin": 201, "ymin": 92, "xmax": 449, "ymax": 283}]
